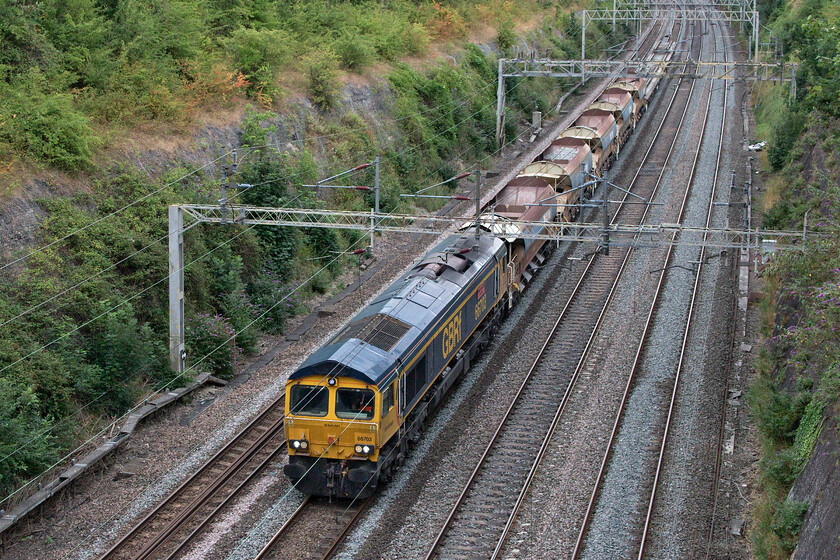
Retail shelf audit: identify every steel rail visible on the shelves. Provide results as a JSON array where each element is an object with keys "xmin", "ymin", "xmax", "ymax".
[
  {"xmin": 637, "ymin": 18, "xmax": 732, "ymax": 560},
  {"xmin": 252, "ymin": 496, "xmax": 370, "ymax": 560},
  {"xmin": 99, "ymin": 399, "xmax": 287, "ymax": 560},
  {"xmin": 490, "ymin": 14, "xmax": 704, "ymax": 559},
  {"xmin": 158, "ymin": 442, "xmax": 289, "ymax": 560},
  {"xmin": 571, "ymin": 13, "xmax": 716, "ymax": 560},
  {"xmin": 703, "ymin": 26, "xmax": 743, "ymax": 560},
  {"xmin": 426, "ymin": 18, "xmax": 699, "ymax": 560},
  {"xmin": 704, "ymin": 239, "xmax": 740, "ymax": 560},
  {"xmin": 253, "ymin": 497, "xmax": 311, "ymax": 560},
  {"xmin": 133, "ymin": 420, "xmax": 286, "ymax": 560},
  {"xmin": 95, "ymin": 16, "xmax": 676, "ymax": 560},
  {"xmin": 318, "ymin": 499, "xmax": 370, "ymax": 560}
]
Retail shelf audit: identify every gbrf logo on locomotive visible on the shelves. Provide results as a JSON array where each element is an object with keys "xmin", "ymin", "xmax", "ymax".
[{"xmin": 442, "ymin": 310, "xmax": 463, "ymax": 359}]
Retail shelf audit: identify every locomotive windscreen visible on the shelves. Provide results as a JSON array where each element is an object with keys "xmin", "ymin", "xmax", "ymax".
[
  {"xmin": 290, "ymin": 385, "xmax": 329, "ymax": 416},
  {"xmin": 336, "ymin": 388, "xmax": 376, "ymax": 420}
]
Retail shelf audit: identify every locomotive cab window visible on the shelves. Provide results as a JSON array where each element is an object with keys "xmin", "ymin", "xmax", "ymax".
[
  {"xmin": 381, "ymin": 384, "xmax": 394, "ymax": 418},
  {"xmin": 336, "ymin": 388, "xmax": 375, "ymax": 420},
  {"xmin": 290, "ymin": 385, "xmax": 329, "ymax": 417}
]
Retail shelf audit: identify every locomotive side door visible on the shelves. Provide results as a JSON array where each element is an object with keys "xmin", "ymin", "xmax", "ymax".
[{"xmin": 398, "ymin": 370, "xmax": 406, "ymax": 437}]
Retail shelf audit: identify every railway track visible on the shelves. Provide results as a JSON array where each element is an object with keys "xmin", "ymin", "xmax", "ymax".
[
  {"xmin": 251, "ymin": 496, "xmax": 369, "ymax": 560},
  {"xmin": 99, "ymin": 399, "xmax": 287, "ymax": 560},
  {"xmin": 571, "ymin": 15, "xmax": 733, "ymax": 560},
  {"xmin": 424, "ymin": 17, "xmax": 705, "ymax": 560},
  {"xmin": 644, "ymin": 20, "xmax": 734, "ymax": 559},
  {"xmin": 95, "ymin": 18, "xmax": 677, "ymax": 560}
]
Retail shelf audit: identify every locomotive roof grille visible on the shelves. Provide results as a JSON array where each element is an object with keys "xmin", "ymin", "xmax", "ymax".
[{"xmin": 333, "ymin": 313, "xmax": 412, "ymax": 352}]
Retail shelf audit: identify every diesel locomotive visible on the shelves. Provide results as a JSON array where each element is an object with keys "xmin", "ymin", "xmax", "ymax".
[
  {"xmin": 283, "ymin": 57, "xmax": 666, "ymax": 498},
  {"xmin": 284, "ymin": 233, "xmax": 509, "ymax": 498}
]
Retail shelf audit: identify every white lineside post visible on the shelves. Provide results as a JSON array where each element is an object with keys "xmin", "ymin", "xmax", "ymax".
[
  {"xmin": 581, "ymin": 11, "xmax": 587, "ymax": 85},
  {"xmin": 373, "ymin": 155, "xmax": 380, "ymax": 253},
  {"xmin": 739, "ymin": 16, "xmax": 755, "ymax": 60},
  {"xmin": 474, "ymin": 169, "xmax": 481, "ymax": 242},
  {"xmin": 753, "ymin": 11, "xmax": 760, "ymax": 63},
  {"xmin": 168, "ymin": 205, "xmax": 185, "ymax": 374},
  {"xmin": 601, "ymin": 177, "xmax": 610, "ymax": 255},
  {"xmin": 496, "ymin": 58, "xmax": 506, "ymax": 147}
]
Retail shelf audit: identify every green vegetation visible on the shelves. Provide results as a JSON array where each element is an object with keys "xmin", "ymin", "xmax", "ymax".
[
  {"xmin": 0, "ymin": 0, "xmax": 534, "ymax": 167},
  {"xmin": 748, "ymin": 0, "xmax": 840, "ymax": 556},
  {"xmin": 0, "ymin": 0, "xmax": 628, "ymax": 511}
]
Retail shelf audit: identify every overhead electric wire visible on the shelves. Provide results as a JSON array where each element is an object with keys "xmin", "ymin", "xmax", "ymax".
[
  {"xmin": 0, "ymin": 223, "xmax": 259, "ymax": 379},
  {"xmin": 0, "ymin": 154, "xmax": 230, "ymax": 273},
  {"xmin": 0, "ymin": 77, "xmax": 505, "ymax": 334},
  {"xmin": 3, "ymin": 233, "xmax": 369, "ymax": 509},
  {"xmin": 0, "ymin": 79, "xmax": 512, "ymax": 487},
  {"xmin": 61, "ymin": 71, "xmax": 540, "ymax": 555}
]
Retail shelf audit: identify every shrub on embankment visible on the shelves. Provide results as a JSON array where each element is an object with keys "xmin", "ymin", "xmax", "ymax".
[
  {"xmin": 749, "ymin": 0, "xmax": 840, "ymax": 557},
  {"xmin": 0, "ymin": 0, "xmax": 628, "ymax": 511}
]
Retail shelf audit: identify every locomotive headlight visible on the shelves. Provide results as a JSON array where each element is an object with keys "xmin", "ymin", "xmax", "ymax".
[
  {"xmin": 292, "ymin": 440, "xmax": 301, "ymax": 449},
  {"xmin": 299, "ymin": 440, "xmax": 309, "ymax": 450},
  {"xmin": 355, "ymin": 444, "xmax": 363, "ymax": 454},
  {"xmin": 362, "ymin": 445, "xmax": 371, "ymax": 454}
]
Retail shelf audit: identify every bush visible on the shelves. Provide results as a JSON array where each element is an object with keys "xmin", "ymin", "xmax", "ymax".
[
  {"xmin": 762, "ymin": 200, "xmax": 794, "ymax": 230},
  {"xmin": 186, "ymin": 313, "xmax": 241, "ymax": 378},
  {"xmin": 82, "ymin": 304, "xmax": 168, "ymax": 414},
  {"xmin": 0, "ymin": 379, "xmax": 61, "ymax": 492},
  {"xmin": 749, "ymin": 378, "xmax": 808, "ymax": 443},
  {"xmin": 761, "ymin": 446, "xmax": 799, "ymax": 487},
  {"xmin": 220, "ymin": 289, "xmax": 259, "ymax": 354},
  {"xmin": 240, "ymin": 108, "xmax": 277, "ymax": 148},
  {"xmin": 772, "ymin": 499, "xmax": 809, "ymax": 553},
  {"xmin": 1, "ymin": 83, "xmax": 96, "ymax": 170},
  {"xmin": 247, "ymin": 270, "xmax": 300, "ymax": 333},
  {"xmin": 225, "ymin": 28, "xmax": 292, "ymax": 95},
  {"xmin": 768, "ymin": 110, "xmax": 806, "ymax": 170},
  {"xmin": 304, "ymin": 49, "xmax": 340, "ymax": 109},
  {"xmin": 335, "ymin": 30, "xmax": 375, "ymax": 70},
  {"xmin": 793, "ymin": 397, "xmax": 824, "ymax": 466},
  {"xmin": 497, "ymin": 18, "xmax": 516, "ymax": 51}
]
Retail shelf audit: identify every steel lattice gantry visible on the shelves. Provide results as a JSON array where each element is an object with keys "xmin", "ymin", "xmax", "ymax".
[
  {"xmin": 498, "ymin": 58, "xmax": 795, "ymax": 82},
  {"xmin": 494, "ymin": 57, "xmax": 795, "ymax": 144},
  {"xmin": 168, "ymin": 203, "xmax": 808, "ymax": 372},
  {"xmin": 580, "ymin": 7, "xmax": 760, "ymax": 62},
  {"xmin": 176, "ymin": 204, "xmax": 804, "ymax": 248}
]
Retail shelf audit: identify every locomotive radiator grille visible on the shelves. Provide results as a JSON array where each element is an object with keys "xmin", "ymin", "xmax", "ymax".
[{"xmin": 333, "ymin": 314, "xmax": 411, "ymax": 352}]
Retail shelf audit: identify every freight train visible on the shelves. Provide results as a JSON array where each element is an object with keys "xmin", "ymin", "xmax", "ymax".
[{"xmin": 283, "ymin": 63, "xmax": 663, "ymax": 499}]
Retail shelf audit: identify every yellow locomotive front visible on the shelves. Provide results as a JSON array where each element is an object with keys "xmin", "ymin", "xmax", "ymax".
[{"xmin": 283, "ymin": 374, "xmax": 398, "ymax": 498}]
